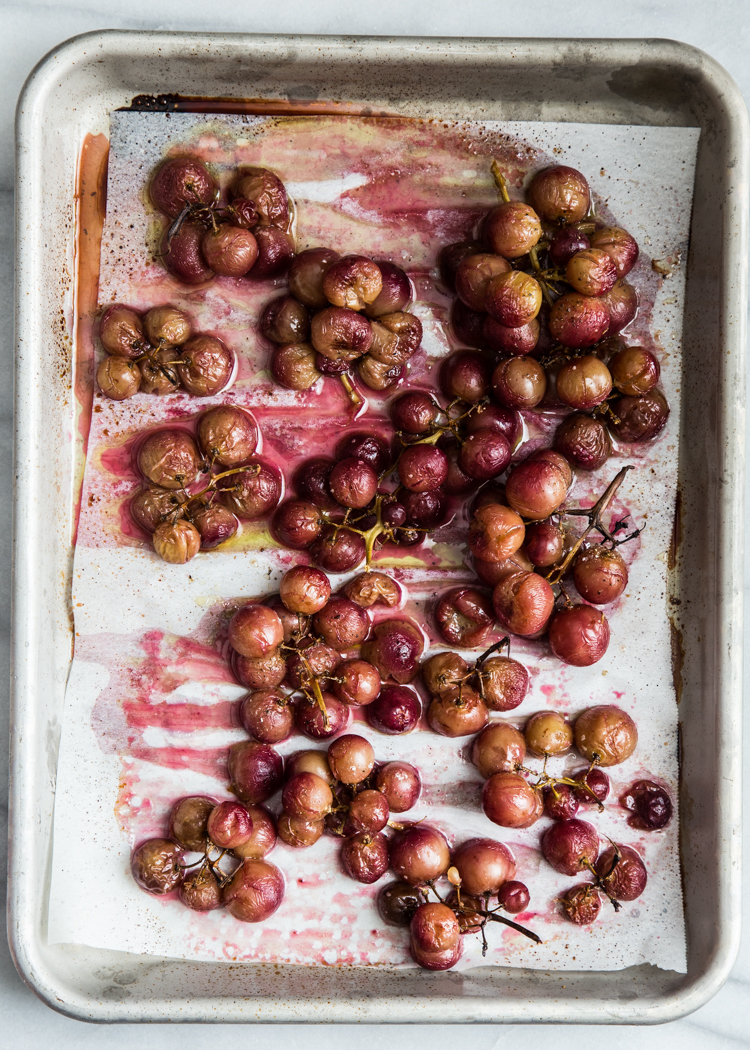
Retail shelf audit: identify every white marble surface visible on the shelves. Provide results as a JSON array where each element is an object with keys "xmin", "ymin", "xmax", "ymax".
[{"xmin": 1, "ymin": 1, "xmax": 748, "ymax": 1046}]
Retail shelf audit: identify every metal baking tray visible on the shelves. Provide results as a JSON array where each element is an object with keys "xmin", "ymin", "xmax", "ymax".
[{"xmin": 10, "ymin": 31, "xmax": 748, "ymax": 1024}]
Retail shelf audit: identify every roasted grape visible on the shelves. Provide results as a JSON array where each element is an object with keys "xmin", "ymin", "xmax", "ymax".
[
  {"xmin": 451, "ymin": 838, "xmax": 516, "ymax": 894},
  {"xmin": 620, "ymin": 780, "xmax": 673, "ymax": 830},
  {"xmin": 223, "ymin": 859, "xmax": 285, "ymax": 922},
  {"xmin": 595, "ymin": 843, "xmax": 647, "ymax": 901},
  {"xmin": 548, "ymin": 605, "xmax": 610, "ymax": 666},
  {"xmin": 574, "ymin": 705, "xmax": 638, "ymax": 766},
  {"xmin": 390, "ymin": 825, "xmax": 450, "ymax": 885},
  {"xmin": 427, "ymin": 687, "xmax": 489, "ymax": 738},
  {"xmin": 130, "ymin": 839, "xmax": 183, "ymax": 894},
  {"xmin": 375, "ymin": 762, "xmax": 421, "ymax": 812},
  {"xmin": 573, "ymin": 546, "xmax": 628, "ymax": 605},
  {"xmin": 366, "ymin": 685, "xmax": 421, "ymax": 735},
  {"xmin": 527, "ymin": 166, "xmax": 590, "ymax": 224},
  {"xmin": 435, "ymin": 587, "xmax": 494, "ymax": 648},
  {"xmin": 482, "ymin": 772, "xmax": 542, "ymax": 828},
  {"xmin": 471, "ymin": 722, "xmax": 527, "ymax": 778},
  {"xmin": 542, "ymin": 818, "xmax": 599, "ymax": 876}
]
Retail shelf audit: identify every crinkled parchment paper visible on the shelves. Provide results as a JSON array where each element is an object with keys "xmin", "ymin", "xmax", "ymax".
[{"xmin": 48, "ymin": 113, "xmax": 698, "ymax": 972}]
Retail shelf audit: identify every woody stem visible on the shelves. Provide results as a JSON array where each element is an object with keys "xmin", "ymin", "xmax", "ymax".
[{"xmin": 546, "ymin": 466, "xmax": 633, "ymax": 585}]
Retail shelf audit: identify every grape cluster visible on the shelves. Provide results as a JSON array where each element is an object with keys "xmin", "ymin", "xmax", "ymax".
[
  {"xmin": 272, "ymin": 424, "xmax": 464, "ymax": 572},
  {"xmin": 278, "ymin": 739, "xmax": 414, "ymax": 885},
  {"xmin": 150, "ymin": 158, "xmax": 294, "ymax": 283},
  {"xmin": 131, "ymin": 796, "xmax": 283, "ymax": 919},
  {"xmin": 130, "ymin": 405, "xmax": 280, "ymax": 563},
  {"xmin": 266, "ymin": 251, "xmax": 420, "ymax": 400},
  {"xmin": 462, "ymin": 459, "xmax": 637, "ymax": 666},
  {"xmin": 468, "ymin": 702, "xmax": 670, "ymax": 925},
  {"xmin": 422, "ymin": 639, "xmax": 529, "ymax": 738},
  {"xmin": 379, "ymin": 829, "xmax": 539, "ymax": 968},
  {"xmin": 390, "ymin": 379, "xmax": 637, "ymax": 663},
  {"xmin": 96, "ymin": 303, "xmax": 234, "ymax": 401},
  {"xmin": 226, "ymin": 564, "xmax": 425, "ymax": 736},
  {"xmin": 439, "ymin": 163, "xmax": 669, "ymax": 452}
]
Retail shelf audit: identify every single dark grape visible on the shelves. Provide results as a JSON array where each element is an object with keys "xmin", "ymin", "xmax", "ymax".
[{"xmin": 620, "ymin": 779, "xmax": 673, "ymax": 830}]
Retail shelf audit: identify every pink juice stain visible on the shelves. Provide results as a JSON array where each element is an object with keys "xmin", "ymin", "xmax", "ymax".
[
  {"xmin": 118, "ymin": 497, "xmax": 150, "ymax": 543},
  {"xmin": 128, "ymin": 745, "xmax": 227, "ymax": 780},
  {"xmin": 89, "ymin": 624, "xmax": 238, "ymax": 761},
  {"xmin": 122, "ymin": 699, "xmax": 235, "ymax": 731},
  {"xmin": 99, "ymin": 433, "xmax": 140, "ymax": 479}
]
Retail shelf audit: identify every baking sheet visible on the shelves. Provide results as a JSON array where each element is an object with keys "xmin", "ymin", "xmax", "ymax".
[{"xmin": 48, "ymin": 112, "xmax": 698, "ymax": 972}]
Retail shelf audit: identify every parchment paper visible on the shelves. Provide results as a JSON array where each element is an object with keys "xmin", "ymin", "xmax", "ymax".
[{"xmin": 48, "ymin": 112, "xmax": 698, "ymax": 972}]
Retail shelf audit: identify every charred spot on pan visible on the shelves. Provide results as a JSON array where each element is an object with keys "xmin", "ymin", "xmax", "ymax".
[{"xmin": 121, "ymin": 94, "xmax": 182, "ymax": 112}]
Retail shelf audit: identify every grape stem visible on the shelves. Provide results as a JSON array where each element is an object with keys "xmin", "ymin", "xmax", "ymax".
[
  {"xmin": 395, "ymin": 397, "xmax": 488, "ymax": 454},
  {"xmin": 581, "ymin": 846, "xmax": 623, "ymax": 912},
  {"xmin": 339, "ymin": 373, "xmax": 363, "ymax": 406},
  {"xmin": 514, "ymin": 760, "xmax": 605, "ymax": 812},
  {"xmin": 485, "ymin": 912, "xmax": 542, "ymax": 945},
  {"xmin": 281, "ymin": 645, "xmax": 331, "ymax": 730},
  {"xmin": 450, "ymin": 888, "xmax": 543, "ymax": 947},
  {"xmin": 333, "ymin": 398, "xmax": 487, "ymax": 566},
  {"xmin": 528, "ymin": 245, "xmax": 555, "ymax": 309},
  {"xmin": 187, "ymin": 464, "xmax": 259, "ymax": 503},
  {"xmin": 475, "ymin": 636, "xmax": 511, "ymax": 666},
  {"xmin": 323, "ymin": 493, "xmax": 431, "ymax": 570},
  {"xmin": 546, "ymin": 465, "xmax": 633, "ymax": 584},
  {"xmin": 491, "ymin": 160, "xmax": 511, "ymax": 204}
]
